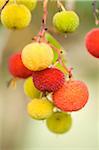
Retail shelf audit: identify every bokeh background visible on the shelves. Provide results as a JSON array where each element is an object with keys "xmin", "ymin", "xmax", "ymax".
[{"xmin": 0, "ymin": 0, "xmax": 99, "ymax": 150}]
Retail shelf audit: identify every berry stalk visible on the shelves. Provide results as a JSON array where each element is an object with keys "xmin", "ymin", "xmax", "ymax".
[
  {"xmin": 57, "ymin": 0, "xmax": 66, "ymax": 11},
  {"xmin": 48, "ymin": 42, "xmax": 71, "ymax": 76}
]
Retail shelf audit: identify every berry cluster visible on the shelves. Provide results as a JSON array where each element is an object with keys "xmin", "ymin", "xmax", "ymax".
[{"xmin": 1, "ymin": 1, "xmax": 91, "ymax": 134}]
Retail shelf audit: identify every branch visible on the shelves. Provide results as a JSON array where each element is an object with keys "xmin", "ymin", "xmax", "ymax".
[
  {"xmin": 43, "ymin": 0, "xmax": 48, "ymax": 29},
  {"xmin": 0, "ymin": 0, "xmax": 9, "ymax": 12},
  {"xmin": 49, "ymin": 43, "xmax": 73, "ymax": 78},
  {"xmin": 37, "ymin": 0, "xmax": 48, "ymax": 42},
  {"xmin": 48, "ymin": 43, "xmax": 69, "ymax": 74},
  {"xmin": 92, "ymin": 0, "xmax": 99, "ymax": 25}
]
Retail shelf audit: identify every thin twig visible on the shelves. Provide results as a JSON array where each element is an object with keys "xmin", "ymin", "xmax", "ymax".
[
  {"xmin": 92, "ymin": 0, "xmax": 99, "ymax": 25},
  {"xmin": 48, "ymin": 43, "xmax": 69, "ymax": 74},
  {"xmin": 0, "ymin": 0, "xmax": 9, "ymax": 12},
  {"xmin": 37, "ymin": 0, "xmax": 48, "ymax": 42},
  {"xmin": 68, "ymin": 67, "xmax": 73, "ymax": 79},
  {"xmin": 48, "ymin": 43, "xmax": 73, "ymax": 78}
]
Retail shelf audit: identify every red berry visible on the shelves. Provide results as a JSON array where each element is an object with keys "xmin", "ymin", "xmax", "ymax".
[
  {"xmin": 85, "ymin": 28, "xmax": 99, "ymax": 58},
  {"xmin": 32, "ymin": 68, "xmax": 65, "ymax": 92},
  {"xmin": 53, "ymin": 80, "xmax": 89, "ymax": 112},
  {"xmin": 8, "ymin": 53, "xmax": 33, "ymax": 79}
]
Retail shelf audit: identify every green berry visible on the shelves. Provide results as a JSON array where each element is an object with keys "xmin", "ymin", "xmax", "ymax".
[
  {"xmin": 53, "ymin": 10, "xmax": 79, "ymax": 33},
  {"xmin": 46, "ymin": 112, "xmax": 72, "ymax": 134},
  {"xmin": 24, "ymin": 77, "xmax": 40, "ymax": 99}
]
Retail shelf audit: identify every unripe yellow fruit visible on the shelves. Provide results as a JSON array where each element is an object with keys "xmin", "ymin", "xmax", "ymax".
[
  {"xmin": 22, "ymin": 42, "xmax": 54, "ymax": 71},
  {"xmin": 1, "ymin": 4, "xmax": 31, "ymax": 29},
  {"xmin": 0, "ymin": 0, "xmax": 5, "ymax": 8},
  {"xmin": 24, "ymin": 77, "xmax": 40, "ymax": 99},
  {"xmin": 10, "ymin": 0, "xmax": 37, "ymax": 11},
  {"xmin": 27, "ymin": 98, "xmax": 54, "ymax": 120},
  {"xmin": 0, "ymin": 0, "xmax": 37, "ymax": 11}
]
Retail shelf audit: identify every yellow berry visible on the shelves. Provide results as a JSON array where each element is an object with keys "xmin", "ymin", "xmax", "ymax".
[
  {"xmin": 10, "ymin": 0, "xmax": 37, "ymax": 11},
  {"xmin": 27, "ymin": 98, "xmax": 54, "ymax": 120},
  {"xmin": 24, "ymin": 77, "xmax": 40, "ymax": 99},
  {"xmin": 22, "ymin": 42, "xmax": 54, "ymax": 71},
  {"xmin": 0, "ymin": 0, "xmax": 37, "ymax": 11},
  {"xmin": 1, "ymin": 4, "xmax": 31, "ymax": 29},
  {"xmin": 0, "ymin": 0, "xmax": 5, "ymax": 8}
]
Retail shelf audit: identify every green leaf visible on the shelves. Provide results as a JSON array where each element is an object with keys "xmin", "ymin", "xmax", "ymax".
[{"xmin": 45, "ymin": 32, "xmax": 63, "ymax": 63}]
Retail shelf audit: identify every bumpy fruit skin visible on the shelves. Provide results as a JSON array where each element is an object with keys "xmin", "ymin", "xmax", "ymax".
[
  {"xmin": 22, "ymin": 42, "xmax": 54, "ymax": 71},
  {"xmin": 10, "ymin": 0, "xmax": 37, "ymax": 11},
  {"xmin": 32, "ymin": 68, "xmax": 65, "ymax": 92},
  {"xmin": 1, "ymin": 4, "xmax": 31, "ymax": 29},
  {"xmin": 85, "ymin": 28, "xmax": 99, "ymax": 58},
  {"xmin": 24, "ymin": 77, "xmax": 40, "ymax": 99},
  {"xmin": 8, "ymin": 53, "xmax": 33, "ymax": 78},
  {"xmin": 53, "ymin": 80, "xmax": 89, "ymax": 112},
  {"xmin": 53, "ymin": 11, "xmax": 79, "ymax": 33},
  {"xmin": 0, "ymin": 0, "xmax": 37, "ymax": 11},
  {"xmin": 27, "ymin": 98, "xmax": 54, "ymax": 120},
  {"xmin": 46, "ymin": 112, "xmax": 72, "ymax": 134},
  {"xmin": 0, "ymin": 0, "xmax": 5, "ymax": 8}
]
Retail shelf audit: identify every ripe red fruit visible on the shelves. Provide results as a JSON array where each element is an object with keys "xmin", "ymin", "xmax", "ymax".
[
  {"xmin": 53, "ymin": 80, "xmax": 89, "ymax": 112},
  {"xmin": 8, "ymin": 53, "xmax": 33, "ymax": 78},
  {"xmin": 32, "ymin": 68, "xmax": 65, "ymax": 92},
  {"xmin": 85, "ymin": 28, "xmax": 99, "ymax": 58}
]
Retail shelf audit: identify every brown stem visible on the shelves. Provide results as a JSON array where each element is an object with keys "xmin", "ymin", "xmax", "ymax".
[
  {"xmin": 68, "ymin": 67, "xmax": 73, "ymax": 79},
  {"xmin": 48, "ymin": 43, "xmax": 69, "ymax": 74},
  {"xmin": 37, "ymin": 0, "xmax": 48, "ymax": 42},
  {"xmin": 0, "ymin": 0, "xmax": 9, "ymax": 12},
  {"xmin": 43, "ymin": 0, "xmax": 48, "ymax": 28},
  {"xmin": 92, "ymin": 0, "xmax": 99, "ymax": 25}
]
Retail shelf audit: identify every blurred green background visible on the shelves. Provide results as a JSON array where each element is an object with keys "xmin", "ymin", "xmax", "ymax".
[{"xmin": 0, "ymin": 0, "xmax": 99, "ymax": 150}]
